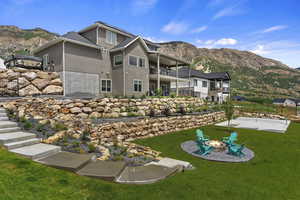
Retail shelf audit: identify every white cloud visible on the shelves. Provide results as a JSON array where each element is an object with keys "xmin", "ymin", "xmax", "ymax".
[
  {"xmin": 250, "ymin": 45, "xmax": 269, "ymax": 55},
  {"xmin": 261, "ymin": 25, "xmax": 288, "ymax": 33},
  {"xmin": 131, "ymin": 0, "xmax": 158, "ymax": 15},
  {"xmin": 161, "ymin": 21, "xmax": 189, "ymax": 35},
  {"xmin": 143, "ymin": 36, "xmax": 166, "ymax": 43},
  {"xmin": 196, "ymin": 38, "xmax": 238, "ymax": 47},
  {"xmin": 213, "ymin": 6, "xmax": 244, "ymax": 19},
  {"xmin": 191, "ymin": 26, "xmax": 208, "ymax": 33}
]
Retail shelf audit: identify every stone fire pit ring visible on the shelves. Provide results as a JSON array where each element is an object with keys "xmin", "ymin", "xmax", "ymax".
[{"xmin": 181, "ymin": 140, "xmax": 255, "ymax": 163}]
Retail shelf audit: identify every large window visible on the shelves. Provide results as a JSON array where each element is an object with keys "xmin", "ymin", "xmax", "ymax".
[
  {"xmin": 113, "ymin": 54, "xmax": 123, "ymax": 66},
  {"xmin": 106, "ymin": 30, "xmax": 117, "ymax": 45},
  {"xmin": 139, "ymin": 58, "xmax": 145, "ymax": 67},
  {"xmin": 202, "ymin": 81, "xmax": 208, "ymax": 88},
  {"xmin": 101, "ymin": 79, "xmax": 112, "ymax": 92},
  {"xmin": 129, "ymin": 56, "xmax": 138, "ymax": 66},
  {"xmin": 193, "ymin": 79, "xmax": 198, "ymax": 87},
  {"xmin": 133, "ymin": 80, "xmax": 142, "ymax": 92}
]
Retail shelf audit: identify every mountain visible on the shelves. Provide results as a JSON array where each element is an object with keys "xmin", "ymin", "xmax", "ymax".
[
  {"xmin": 158, "ymin": 41, "xmax": 300, "ymax": 99},
  {"xmin": 0, "ymin": 26, "xmax": 299, "ymax": 98},
  {"xmin": 0, "ymin": 25, "xmax": 57, "ymax": 58}
]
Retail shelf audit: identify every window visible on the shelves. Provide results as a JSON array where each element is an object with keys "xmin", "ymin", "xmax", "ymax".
[
  {"xmin": 129, "ymin": 56, "xmax": 138, "ymax": 66},
  {"xmin": 133, "ymin": 80, "xmax": 142, "ymax": 92},
  {"xmin": 101, "ymin": 79, "xmax": 112, "ymax": 92},
  {"xmin": 139, "ymin": 58, "xmax": 145, "ymax": 67},
  {"xmin": 106, "ymin": 30, "xmax": 117, "ymax": 45},
  {"xmin": 193, "ymin": 79, "xmax": 198, "ymax": 86},
  {"xmin": 202, "ymin": 81, "xmax": 207, "ymax": 88},
  {"xmin": 43, "ymin": 54, "xmax": 49, "ymax": 68},
  {"xmin": 114, "ymin": 55, "xmax": 123, "ymax": 66}
]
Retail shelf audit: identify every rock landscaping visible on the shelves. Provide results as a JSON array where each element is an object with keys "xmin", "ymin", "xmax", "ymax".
[{"xmin": 0, "ymin": 68, "xmax": 63, "ymax": 96}]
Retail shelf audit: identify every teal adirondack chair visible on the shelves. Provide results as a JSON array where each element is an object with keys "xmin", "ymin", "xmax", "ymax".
[
  {"xmin": 196, "ymin": 129, "xmax": 209, "ymax": 142},
  {"xmin": 227, "ymin": 143, "xmax": 245, "ymax": 157},
  {"xmin": 195, "ymin": 140, "xmax": 214, "ymax": 156},
  {"xmin": 222, "ymin": 132, "xmax": 238, "ymax": 146}
]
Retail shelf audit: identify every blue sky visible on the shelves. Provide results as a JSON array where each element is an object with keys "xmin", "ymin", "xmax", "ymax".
[{"xmin": 0, "ymin": 0, "xmax": 300, "ymax": 68}]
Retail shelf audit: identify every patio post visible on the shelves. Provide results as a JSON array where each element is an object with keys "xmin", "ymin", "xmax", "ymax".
[
  {"xmin": 157, "ymin": 53, "xmax": 160, "ymax": 92},
  {"xmin": 176, "ymin": 61, "xmax": 179, "ymax": 96}
]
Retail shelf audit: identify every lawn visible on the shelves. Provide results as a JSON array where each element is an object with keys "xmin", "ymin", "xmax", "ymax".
[{"xmin": 0, "ymin": 123, "xmax": 300, "ymax": 200}]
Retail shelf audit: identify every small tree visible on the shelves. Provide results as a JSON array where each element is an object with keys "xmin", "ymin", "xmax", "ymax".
[{"xmin": 223, "ymin": 100, "xmax": 234, "ymax": 130}]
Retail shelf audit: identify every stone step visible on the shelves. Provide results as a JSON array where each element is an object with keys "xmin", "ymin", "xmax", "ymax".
[
  {"xmin": 10, "ymin": 143, "xmax": 61, "ymax": 160},
  {"xmin": 0, "ymin": 132, "xmax": 36, "ymax": 144},
  {"xmin": 0, "ymin": 121, "xmax": 18, "ymax": 129},
  {"xmin": 0, "ymin": 117, "xmax": 9, "ymax": 121},
  {"xmin": 0, "ymin": 127, "xmax": 21, "ymax": 134},
  {"xmin": 0, "ymin": 109, "xmax": 6, "ymax": 114},
  {"xmin": 4, "ymin": 138, "xmax": 40, "ymax": 150},
  {"xmin": 0, "ymin": 113, "xmax": 8, "ymax": 117}
]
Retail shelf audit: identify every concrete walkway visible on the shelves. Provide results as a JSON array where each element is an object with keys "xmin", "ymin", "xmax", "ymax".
[{"xmin": 0, "ymin": 107, "xmax": 185, "ymax": 184}]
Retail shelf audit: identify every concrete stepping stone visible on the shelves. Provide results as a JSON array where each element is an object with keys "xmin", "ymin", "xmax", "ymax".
[
  {"xmin": 77, "ymin": 161, "xmax": 126, "ymax": 181},
  {"xmin": 0, "ymin": 127, "xmax": 21, "ymax": 134},
  {"xmin": 0, "ymin": 117, "xmax": 9, "ymax": 121},
  {"xmin": 0, "ymin": 121, "xmax": 18, "ymax": 129},
  {"xmin": 0, "ymin": 113, "xmax": 7, "ymax": 117},
  {"xmin": 10, "ymin": 143, "xmax": 61, "ymax": 160},
  {"xmin": 147, "ymin": 157, "xmax": 193, "ymax": 170},
  {"xmin": 0, "ymin": 109, "xmax": 6, "ymax": 113},
  {"xmin": 116, "ymin": 164, "xmax": 178, "ymax": 184},
  {"xmin": 37, "ymin": 151, "xmax": 93, "ymax": 171},
  {"xmin": 0, "ymin": 132, "xmax": 36, "ymax": 144},
  {"xmin": 4, "ymin": 138, "xmax": 40, "ymax": 150}
]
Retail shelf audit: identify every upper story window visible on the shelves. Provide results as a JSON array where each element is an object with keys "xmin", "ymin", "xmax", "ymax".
[
  {"xmin": 106, "ymin": 30, "xmax": 117, "ymax": 45},
  {"xmin": 113, "ymin": 54, "xmax": 123, "ymax": 66},
  {"xmin": 139, "ymin": 58, "xmax": 145, "ymax": 67},
  {"xmin": 129, "ymin": 56, "xmax": 138, "ymax": 66},
  {"xmin": 193, "ymin": 79, "xmax": 198, "ymax": 87},
  {"xmin": 202, "ymin": 81, "xmax": 207, "ymax": 88}
]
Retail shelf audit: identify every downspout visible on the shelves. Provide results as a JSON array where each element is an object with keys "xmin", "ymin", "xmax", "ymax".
[
  {"xmin": 123, "ymin": 50, "xmax": 126, "ymax": 97},
  {"xmin": 62, "ymin": 41, "xmax": 66, "ymax": 96}
]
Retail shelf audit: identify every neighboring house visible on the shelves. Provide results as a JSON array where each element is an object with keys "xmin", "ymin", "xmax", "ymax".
[
  {"xmin": 33, "ymin": 21, "xmax": 189, "ymax": 97},
  {"xmin": 0, "ymin": 58, "xmax": 5, "ymax": 69},
  {"xmin": 273, "ymin": 98, "xmax": 296, "ymax": 107},
  {"xmin": 170, "ymin": 67, "xmax": 231, "ymax": 103},
  {"xmin": 232, "ymin": 96, "xmax": 246, "ymax": 101}
]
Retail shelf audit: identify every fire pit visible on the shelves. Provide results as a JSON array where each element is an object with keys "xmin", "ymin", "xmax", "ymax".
[{"xmin": 205, "ymin": 140, "xmax": 226, "ymax": 152}]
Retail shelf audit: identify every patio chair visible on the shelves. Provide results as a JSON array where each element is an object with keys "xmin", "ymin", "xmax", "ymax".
[
  {"xmin": 227, "ymin": 143, "xmax": 245, "ymax": 157},
  {"xmin": 196, "ymin": 129, "xmax": 209, "ymax": 142},
  {"xmin": 222, "ymin": 132, "xmax": 238, "ymax": 146},
  {"xmin": 195, "ymin": 140, "xmax": 214, "ymax": 156}
]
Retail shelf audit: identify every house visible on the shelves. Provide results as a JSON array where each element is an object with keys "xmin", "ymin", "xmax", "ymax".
[
  {"xmin": 33, "ymin": 21, "xmax": 190, "ymax": 97},
  {"xmin": 273, "ymin": 98, "xmax": 296, "ymax": 107},
  {"xmin": 170, "ymin": 67, "xmax": 231, "ymax": 103}
]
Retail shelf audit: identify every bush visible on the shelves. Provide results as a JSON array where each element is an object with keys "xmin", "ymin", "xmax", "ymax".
[
  {"xmin": 149, "ymin": 107, "xmax": 156, "ymax": 117},
  {"xmin": 127, "ymin": 112, "xmax": 138, "ymax": 117},
  {"xmin": 178, "ymin": 104, "xmax": 186, "ymax": 115},
  {"xmin": 36, "ymin": 123, "xmax": 45, "ymax": 132},
  {"xmin": 24, "ymin": 121, "xmax": 33, "ymax": 130},
  {"xmin": 88, "ymin": 143, "xmax": 96, "ymax": 153},
  {"xmin": 162, "ymin": 105, "xmax": 171, "ymax": 117},
  {"xmin": 81, "ymin": 129, "xmax": 90, "ymax": 142},
  {"xmin": 53, "ymin": 122, "xmax": 68, "ymax": 131}
]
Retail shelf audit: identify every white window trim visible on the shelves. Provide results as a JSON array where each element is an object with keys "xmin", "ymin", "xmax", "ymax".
[
  {"xmin": 133, "ymin": 79, "xmax": 143, "ymax": 92},
  {"xmin": 128, "ymin": 55, "xmax": 146, "ymax": 67},
  {"xmin": 113, "ymin": 54, "xmax": 123, "ymax": 67},
  {"xmin": 100, "ymin": 79, "xmax": 112, "ymax": 93}
]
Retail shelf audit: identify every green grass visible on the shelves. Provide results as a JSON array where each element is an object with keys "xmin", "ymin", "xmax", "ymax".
[{"xmin": 0, "ymin": 123, "xmax": 300, "ymax": 200}]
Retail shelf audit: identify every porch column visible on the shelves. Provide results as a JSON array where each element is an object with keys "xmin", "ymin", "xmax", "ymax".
[
  {"xmin": 176, "ymin": 61, "xmax": 179, "ymax": 96},
  {"xmin": 157, "ymin": 54, "xmax": 160, "ymax": 91}
]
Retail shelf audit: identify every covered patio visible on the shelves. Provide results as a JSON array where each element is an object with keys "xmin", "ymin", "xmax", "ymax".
[{"xmin": 148, "ymin": 52, "xmax": 190, "ymax": 96}]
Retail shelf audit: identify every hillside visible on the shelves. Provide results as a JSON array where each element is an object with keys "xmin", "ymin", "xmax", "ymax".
[
  {"xmin": 0, "ymin": 25, "xmax": 57, "ymax": 58},
  {"xmin": 158, "ymin": 41, "xmax": 300, "ymax": 99}
]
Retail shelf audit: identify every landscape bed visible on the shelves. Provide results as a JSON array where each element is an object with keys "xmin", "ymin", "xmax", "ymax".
[{"xmin": 0, "ymin": 123, "xmax": 299, "ymax": 199}]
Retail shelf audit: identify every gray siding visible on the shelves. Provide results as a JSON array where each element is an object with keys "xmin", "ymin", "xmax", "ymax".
[
  {"xmin": 97, "ymin": 27, "xmax": 129, "ymax": 49},
  {"xmin": 124, "ymin": 41, "xmax": 149, "ymax": 96},
  {"xmin": 81, "ymin": 28, "xmax": 97, "ymax": 44},
  {"xmin": 34, "ymin": 42, "xmax": 63, "ymax": 72}
]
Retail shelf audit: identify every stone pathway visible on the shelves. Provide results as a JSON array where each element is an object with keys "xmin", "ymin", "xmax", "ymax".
[
  {"xmin": 0, "ymin": 107, "xmax": 186, "ymax": 184},
  {"xmin": 181, "ymin": 140, "xmax": 255, "ymax": 163}
]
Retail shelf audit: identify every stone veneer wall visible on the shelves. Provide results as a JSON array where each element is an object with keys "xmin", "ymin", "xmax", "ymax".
[{"xmin": 0, "ymin": 68, "xmax": 63, "ymax": 96}]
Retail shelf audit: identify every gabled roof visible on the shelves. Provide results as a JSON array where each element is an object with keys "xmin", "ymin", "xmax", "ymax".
[
  {"xmin": 110, "ymin": 36, "xmax": 150, "ymax": 52},
  {"xmin": 273, "ymin": 98, "xmax": 288, "ymax": 103},
  {"xmin": 61, "ymin": 32, "xmax": 96, "ymax": 46}
]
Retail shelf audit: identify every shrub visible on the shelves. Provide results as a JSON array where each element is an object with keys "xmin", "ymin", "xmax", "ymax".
[
  {"xmin": 162, "ymin": 105, "xmax": 171, "ymax": 117},
  {"xmin": 19, "ymin": 116, "xmax": 27, "ymax": 123},
  {"xmin": 178, "ymin": 104, "xmax": 186, "ymax": 115},
  {"xmin": 36, "ymin": 123, "xmax": 45, "ymax": 132},
  {"xmin": 53, "ymin": 122, "xmax": 68, "ymax": 131},
  {"xmin": 127, "ymin": 112, "xmax": 138, "ymax": 117},
  {"xmin": 81, "ymin": 129, "xmax": 90, "ymax": 142},
  {"xmin": 23, "ymin": 120, "xmax": 33, "ymax": 130},
  {"xmin": 149, "ymin": 107, "xmax": 156, "ymax": 117},
  {"xmin": 88, "ymin": 143, "xmax": 96, "ymax": 153}
]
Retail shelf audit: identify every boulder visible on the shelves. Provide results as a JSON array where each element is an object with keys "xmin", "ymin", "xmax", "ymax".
[
  {"xmin": 82, "ymin": 107, "xmax": 93, "ymax": 113},
  {"xmin": 70, "ymin": 107, "xmax": 81, "ymax": 114},
  {"xmin": 7, "ymin": 80, "xmax": 18, "ymax": 90},
  {"xmin": 19, "ymin": 85, "xmax": 41, "ymax": 96},
  {"xmin": 22, "ymin": 72, "xmax": 37, "ymax": 80},
  {"xmin": 42, "ymin": 85, "xmax": 63, "ymax": 95},
  {"xmin": 49, "ymin": 72, "xmax": 59, "ymax": 80},
  {"xmin": 50, "ymin": 78, "xmax": 62, "ymax": 86},
  {"xmin": 7, "ymin": 71, "xmax": 20, "ymax": 80},
  {"xmin": 32, "ymin": 78, "xmax": 50, "ymax": 90},
  {"xmin": 37, "ymin": 71, "xmax": 50, "ymax": 79},
  {"xmin": 18, "ymin": 77, "xmax": 30, "ymax": 88}
]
